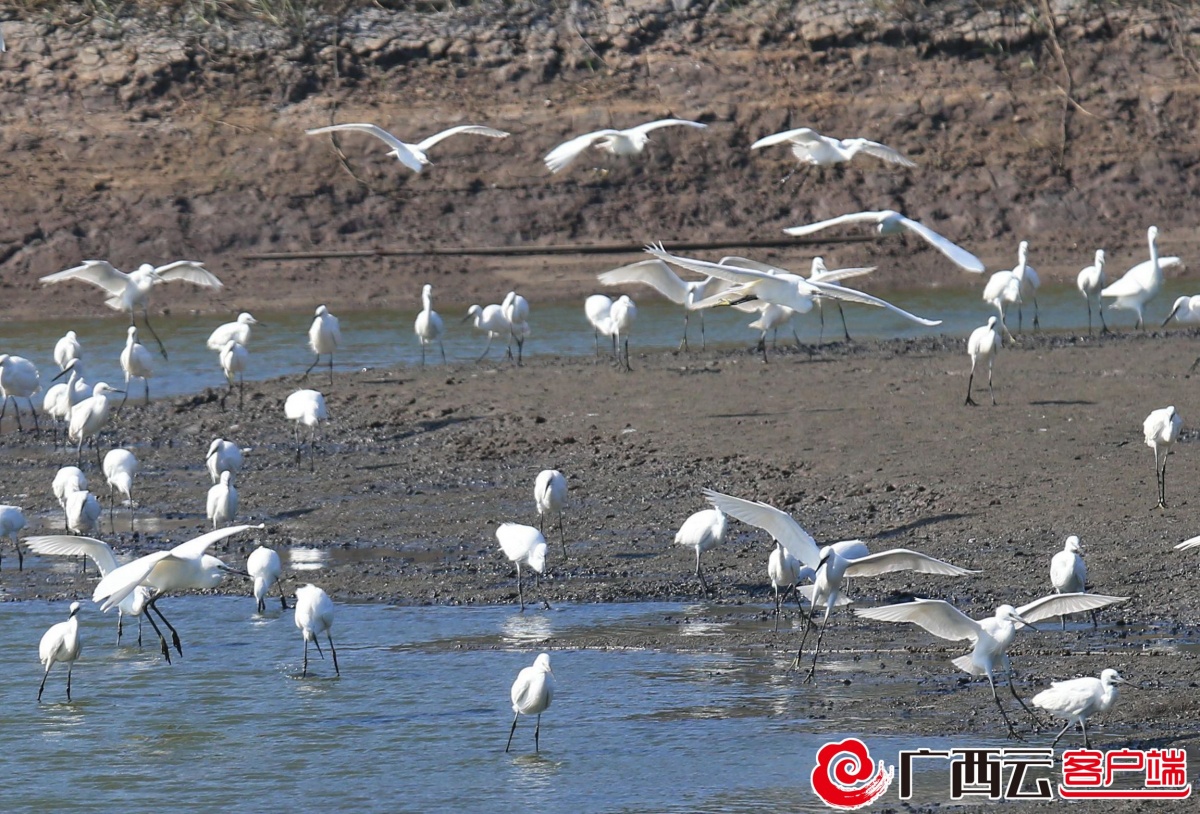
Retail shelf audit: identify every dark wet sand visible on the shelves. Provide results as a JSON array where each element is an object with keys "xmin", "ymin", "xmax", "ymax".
[{"xmin": 2, "ymin": 328, "xmax": 1198, "ymax": 810}]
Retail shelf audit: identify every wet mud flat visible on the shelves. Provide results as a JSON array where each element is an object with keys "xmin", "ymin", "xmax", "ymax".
[{"xmin": 1, "ymin": 329, "xmax": 1199, "ymax": 808}]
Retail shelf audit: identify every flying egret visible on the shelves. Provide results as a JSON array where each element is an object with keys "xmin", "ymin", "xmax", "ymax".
[
  {"xmin": 0, "ymin": 504, "xmax": 27, "ymax": 570},
  {"xmin": 67, "ymin": 382, "xmax": 123, "ymax": 467},
  {"xmin": 596, "ymin": 259, "xmax": 733, "ymax": 351},
  {"xmin": 306, "ymin": 122, "xmax": 510, "ymax": 173},
  {"xmin": 784, "ymin": 210, "xmax": 985, "ymax": 273},
  {"xmin": 751, "ymin": 127, "xmax": 915, "ymax": 172},
  {"xmin": 295, "ymin": 583, "xmax": 339, "ymax": 677},
  {"xmin": 1050, "ymin": 536, "xmax": 1095, "ymax": 629},
  {"xmin": 206, "ymin": 438, "xmax": 244, "ymax": 484},
  {"xmin": 610, "ymin": 295, "xmax": 637, "ymax": 372},
  {"xmin": 1101, "ymin": 226, "xmax": 1169, "ymax": 329},
  {"xmin": 496, "ymin": 523, "xmax": 547, "ymax": 612},
  {"xmin": 24, "ymin": 535, "xmax": 153, "ymax": 646},
  {"xmin": 856, "ymin": 593, "xmax": 1128, "ymax": 737},
  {"xmin": 304, "ymin": 305, "xmax": 341, "ymax": 385},
  {"xmin": 768, "ymin": 541, "xmax": 802, "ymax": 632},
  {"xmin": 92, "ymin": 524, "xmax": 263, "ymax": 662},
  {"xmin": 285, "ymin": 389, "xmax": 327, "ymax": 471},
  {"xmin": 65, "ymin": 489, "xmax": 102, "ymax": 537},
  {"xmin": 0, "ymin": 354, "xmax": 41, "ymax": 436},
  {"xmin": 207, "ymin": 470, "xmax": 239, "ymax": 529},
  {"xmin": 54, "ymin": 330, "xmax": 82, "ymax": 371},
  {"xmin": 965, "ymin": 316, "xmax": 1001, "ymax": 406},
  {"xmin": 543, "ymin": 118, "xmax": 707, "ymax": 174},
  {"xmin": 1032, "ymin": 668, "xmax": 1129, "ymax": 748},
  {"xmin": 1077, "ymin": 250, "xmax": 1108, "ymax": 334},
  {"xmin": 502, "ymin": 291, "xmax": 531, "ymax": 364},
  {"xmin": 43, "ymin": 363, "xmax": 88, "ymax": 448},
  {"xmin": 465, "ymin": 303, "xmax": 511, "ymax": 362},
  {"xmin": 119, "ymin": 326, "xmax": 155, "ymax": 407},
  {"xmin": 506, "ymin": 653, "xmax": 555, "ymax": 753},
  {"xmin": 38, "ymin": 602, "xmax": 82, "ymax": 703},
  {"xmin": 674, "ymin": 507, "xmax": 728, "ymax": 594},
  {"xmin": 1144, "ymin": 406, "xmax": 1182, "ymax": 508},
  {"xmin": 248, "ymin": 546, "xmax": 287, "ymax": 613},
  {"xmin": 219, "ymin": 340, "xmax": 249, "ymax": 410},
  {"xmin": 39, "ymin": 259, "xmax": 221, "ymax": 358},
  {"xmin": 414, "ymin": 284, "xmax": 446, "ymax": 366},
  {"xmin": 584, "ymin": 294, "xmax": 616, "ymax": 356},
  {"xmin": 52, "ymin": 466, "xmax": 87, "ymax": 531},
  {"xmin": 534, "ymin": 470, "xmax": 568, "ymax": 558},
  {"xmin": 206, "ymin": 312, "xmax": 260, "ymax": 351},
  {"xmin": 102, "ymin": 448, "xmax": 138, "ymax": 533}
]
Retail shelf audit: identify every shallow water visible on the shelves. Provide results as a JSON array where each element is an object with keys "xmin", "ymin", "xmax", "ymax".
[
  {"xmin": 1, "ymin": 597, "xmax": 1002, "ymax": 813},
  {"xmin": 2, "ymin": 279, "xmax": 1197, "ymax": 402}
]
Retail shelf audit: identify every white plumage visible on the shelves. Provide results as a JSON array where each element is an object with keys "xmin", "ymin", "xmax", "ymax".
[
  {"xmin": 54, "ymin": 330, "xmax": 82, "ymax": 370},
  {"xmin": 285, "ymin": 389, "xmax": 328, "ymax": 470},
  {"xmin": 544, "ymin": 118, "xmax": 707, "ymax": 174},
  {"xmin": 206, "ymin": 312, "xmax": 259, "ymax": 351},
  {"xmin": 0, "ymin": 353, "xmax": 41, "ymax": 435},
  {"xmin": 38, "ymin": 602, "xmax": 82, "ymax": 703},
  {"xmin": 1144, "ymin": 405, "xmax": 1183, "ymax": 508},
  {"xmin": 784, "ymin": 210, "xmax": 985, "ymax": 273},
  {"xmin": 609, "ymin": 295, "xmax": 637, "ymax": 372},
  {"xmin": 1102, "ymin": 226, "xmax": 1172, "ymax": 329},
  {"xmin": 674, "ymin": 507, "xmax": 728, "ymax": 593},
  {"xmin": 102, "ymin": 448, "xmax": 139, "ymax": 532},
  {"xmin": 752, "ymin": 127, "xmax": 915, "ymax": 168},
  {"xmin": 534, "ymin": 469, "xmax": 568, "ymax": 558},
  {"xmin": 506, "ymin": 653, "xmax": 555, "ymax": 753},
  {"xmin": 207, "ymin": 470, "xmax": 239, "ymax": 529},
  {"xmin": 248, "ymin": 546, "xmax": 287, "ymax": 613},
  {"xmin": 965, "ymin": 316, "xmax": 1001, "ymax": 406},
  {"xmin": 67, "ymin": 382, "xmax": 123, "ymax": 466},
  {"xmin": 0, "ymin": 504, "xmax": 27, "ymax": 570},
  {"xmin": 294, "ymin": 583, "xmax": 338, "ymax": 676},
  {"xmin": 466, "ymin": 303, "xmax": 511, "ymax": 362},
  {"xmin": 414, "ymin": 284, "xmax": 446, "ymax": 366},
  {"xmin": 1032, "ymin": 668, "xmax": 1128, "ymax": 748},
  {"xmin": 1077, "ymin": 250, "xmax": 1108, "ymax": 334},
  {"xmin": 65, "ymin": 489, "xmax": 102, "ymax": 537},
  {"xmin": 206, "ymin": 438, "xmax": 244, "ymax": 484},
  {"xmin": 305, "ymin": 305, "xmax": 341, "ymax": 384},
  {"xmin": 306, "ymin": 122, "xmax": 509, "ymax": 173},
  {"xmin": 119, "ymin": 326, "xmax": 155, "ymax": 406},
  {"xmin": 219, "ymin": 340, "xmax": 249, "ymax": 410},
  {"xmin": 496, "ymin": 522, "xmax": 547, "ymax": 611},
  {"xmin": 597, "ymin": 259, "xmax": 732, "ymax": 351}
]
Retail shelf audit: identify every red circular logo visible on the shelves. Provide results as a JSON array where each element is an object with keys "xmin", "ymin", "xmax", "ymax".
[{"xmin": 811, "ymin": 738, "xmax": 894, "ymax": 810}]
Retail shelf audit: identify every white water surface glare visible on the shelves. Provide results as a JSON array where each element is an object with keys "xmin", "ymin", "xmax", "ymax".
[
  {"xmin": 2, "ymin": 597, "xmax": 1010, "ymax": 813},
  {"xmin": 3, "ymin": 280, "xmax": 1198, "ymax": 401}
]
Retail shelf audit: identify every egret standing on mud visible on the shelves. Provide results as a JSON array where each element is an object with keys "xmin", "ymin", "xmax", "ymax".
[
  {"xmin": 1101, "ymin": 226, "xmax": 1169, "ymax": 329},
  {"xmin": 496, "ymin": 523, "xmax": 547, "ymax": 611},
  {"xmin": 305, "ymin": 305, "xmax": 341, "ymax": 385},
  {"xmin": 506, "ymin": 653, "xmax": 555, "ymax": 753},
  {"xmin": 1049, "ymin": 536, "xmax": 1096, "ymax": 629},
  {"xmin": 67, "ymin": 382, "xmax": 123, "ymax": 467},
  {"xmin": 414, "ymin": 284, "xmax": 446, "ymax": 366},
  {"xmin": 610, "ymin": 295, "xmax": 637, "ymax": 372},
  {"xmin": 674, "ymin": 507, "xmax": 727, "ymax": 594},
  {"xmin": 102, "ymin": 448, "xmax": 138, "ymax": 532},
  {"xmin": 119, "ymin": 326, "xmax": 155, "ymax": 407},
  {"xmin": 1077, "ymin": 250, "xmax": 1108, "ymax": 334},
  {"xmin": 285, "ymin": 389, "xmax": 328, "ymax": 471},
  {"xmin": 1144, "ymin": 405, "xmax": 1182, "ymax": 508},
  {"xmin": 965, "ymin": 317, "xmax": 1001, "ymax": 406},
  {"xmin": 1032, "ymin": 668, "xmax": 1128, "ymax": 748},
  {"xmin": 206, "ymin": 438, "xmax": 243, "ymax": 484},
  {"xmin": 0, "ymin": 354, "xmax": 41, "ymax": 436},
  {"xmin": 768, "ymin": 541, "xmax": 802, "ymax": 632},
  {"xmin": 207, "ymin": 470, "xmax": 239, "ymax": 529},
  {"xmin": 220, "ymin": 340, "xmax": 249, "ymax": 410},
  {"xmin": 534, "ymin": 469, "xmax": 568, "ymax": 558},
  {"xmin": 0, "ymin": 504, "xmax": 27, "ymax": 570}
]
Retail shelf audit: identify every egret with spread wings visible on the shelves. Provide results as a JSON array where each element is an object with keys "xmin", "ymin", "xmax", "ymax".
[
  {"xmin": 306, "ymin": 122, "xmax": 510, "ymax": 173},
  {"xmin": 784, "ymin": 210, "xmax": 985, "ymax": 273},
  {"xmin": 544, "ymin": 119, "xmax": 707, "ymax": 174}
]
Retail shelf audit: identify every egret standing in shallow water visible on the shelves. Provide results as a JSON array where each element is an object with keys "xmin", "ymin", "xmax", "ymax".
[
  {"xmin": 465, "ymin": 303, "xmax": 511, "ymax": 362},
  {"xmin": 1077, "ymin": 250, "xmax": 1108, "ymax": 334},
  {"xmin": 506, "ymin": 653, "xmax": 555, "ymax": 753},
  {"xmin": 609, "ymin": 295, "xmax": 637, "ymax": 372},
  {"xmin": 1050, "ymin": 536, "xmax": 1095, "ymax": 629},
  {"xmin": 768, "ymin": 541, "xmax": 802, "ymax": 632},
  {"xmin": 102, "ymin": 448, "xmax": 139, "ymax": 532},
  {"xmin": 414, "ymin": 284, "xmax": 446, "ymax": 366},
  {"xmin": 295, "ymin": 583, "xmax": 338, "ymax": 677},
  {"xmin": 1101, "ymin": 226, "xmax": 1168, "ymax": 330},
  {"xmin": 597, "ymin": 259, "xmax": 731, "ymax": 351},
  {"xmin": 1144, "ymin": 406, "xmax": 1182, "ymax": 508},
  {"xmin": 502, "ymin": 291, "xmax": 531, "ymax": 364},
  {"xmin": 1032, "ymin": 668, "xmax": 1129, "ymax": 748},
  {"xmin": 534, "ymin": 470, "xmax": 568, "ymax": 558},
  {"xmin": 0, "ymin": 354, "xmax": 41, "ymax": 436},
  {"xmin": 497, "ymin": 523, "xmax": 547, "ymax": 611},
  {"xmin": 285, "ymin": 389, "xmax": 327, "ymax": 471},
  {"xmin": 38, "ymin": 602, "xmax": 82, "ymax": 702},
  {"xmin": 543, "ymin": 119, "xmax": 707, "ymax": 174},
  {"xmin": 65, "ymin": 489, "xmax": 102, "ymax": 537},
  {"xmin": 674, "ymin": 507, "xmax": 727, "ymax": 594},
  {"xmin": 248, "ymin": 546, "xmax": 287, "ymax": 613},
  {"xmin": 119, "ymin": 326, "xmax": 155, "ymax": 407},
  {"xmin": 219, "ymin": 340, "xmax": 249, "ymax": 410},
  {"xmin": 206, "ymin": 312, "xmax": 260, "ymax": 351},
  {"xmin": 965, "ymin": 316, "xmax": 1001, "ymax": 406},
  {"xmin": 52, "ymin": 466, "xmax": 87, "ymax": 530},
  {"xmin": 304, "ymin": 305, "xmax": 341, "ymax": 385},
  {"xmin": 0, "ymin": 504, "xmax": 27, "ymax": 570}
]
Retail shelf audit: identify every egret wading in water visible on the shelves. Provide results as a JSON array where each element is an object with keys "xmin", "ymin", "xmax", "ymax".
[
  {"xmin": 465, "ymin": 303, "xmax": 511, "ymax": 362},
  {"xmin": 1032, "ymin": 669, "xmax": 1129, "ymax": 748},
  {"xmin": 534, "ymin": 470, "xmax": 568, "ymax": 558},
  {"xmin": 206, "ymin": 312, "xmax": 260, "ymax": 351},
  {"xmin": 584, "ymin": 294, "xmax": 616, "ymax": 356},
  {"xmin": 543, "ymin": 118, "xmax": 707, "ymax": 174},
  {"xmin": 38, "ymin": 602, "xmax": 82, "ymax": 703},
  {"xmin": 295, "ymin": 583, "xmax": 338, "ymax": 677},
  {"xmin": 674, "ymin": 507, "xmax": 727, "ymax": 594},
  {"xmin": 1008, "ymin": 241, "xmax": 1040, "ymax": 332},
  {"xmin": 506, "ymin": 653, "xmax": 555, "ymax": 753},
  {"xmin": 1077, "ymin": 250, "xmax": 1108, "ymax": 334},
  {"xmin": 502, "ymin": 291, "xmax": 531, "ymax": 365},
  {"xmin": 597, "ymin": 259, "xmax": 732, "ymax": 351},
  {"xmin": 497, "ymin": 523, "xmax": 548, "ymax": 611},
  {"xmin": 39, "ymin": 259, "xmax": 221, "ymax": 358},
  {"xmin": 102, "ymin": 448, "xmax": 138, "ymax": 533},
  {"xmin": 784, "ymin": 210, "xmax": 985, "ymax": 273},
  {"xmin": 965, "ymin": 316, "xmax": 1001, "ymax": 406},
  {"xmin": 304, "ymin": 305, "xmax": 341, "ymax": 385},
  {"xmin": 219, "ymin": 340, "xmax": 249, "ymax": 410},
  {"xmin": 1144, "ymin": 406, "xmax": 1182, "ymax": 509},
  {"xmin": 414, "ymin": 284, "xmax": 446, "ymax": 366},
  {"xmin": 0, "ymin": 504, "xmax": 27, "ymax": 570},
  {"xmin": 248, "ymin": 546, "xmax": 288, "ymax": 613},
  {"xmin": 609, "ymin": 295, "xmax": 637, "ymax": 372},
  {"xmin": 285, "ymin": 389, "xmax": 327, "ymax": 471},
  {"xmin": 1101, "ymin": 226, "xmax": 1167, "ymax": 330},
  {"xmin": 119, "ymin": 325, "xmax": 155, "ymax": 408},
  {"xmin": 768, "ymin": 541, "xmax": 802, "ymax": 633},
  {"xmin": 856, "ymin": 592, "xmax": 1128, "ymax": 738},
  {"xmin": 0, "ymin": 354, "xmax": 41, "ymax": 436},
  {"xmin": 306, "ymin": 122, "xmax": 509, "ymax": 173},
  {"xmin": 1050, "ymin": 536, "xmax": 1096, "ymax": 629}
]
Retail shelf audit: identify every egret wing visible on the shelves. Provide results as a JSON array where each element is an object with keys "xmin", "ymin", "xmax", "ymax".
[
  {"xmin": 783, "ymin": 211, "xmax": 889, "ymax": 237},
  {"xmin": 751, "ymin": 128, "xmax": 818, "ymax": 150},
  {"xmin": 855, "ymin": 598, "xmax": 982, "ymax": 643},
  {"xmin": 625, "ymin": 119, "xmax": 707, "ymax": 138},
  {"xmin": 416, "ymin": 125, "xmax": 510, "ymax": 152},
  {"xmin": 809, "ymin": 266, "xmax": 877, "ymax": 284},
  {"xmin": 167, "ymin": 524, "xmax": 265, "ymax": 562},
  {"xmin": 154, "ymin": 261, "xmax": 223, "ymax": 289},
  {"xmin": 597, "ymin": 259, "xmax": 690, "ymax": 304},
  {"xmin": 895, "ymin": 216, "xmax": 985, "ymax": 273},
  {"xmin": 24, "ymin": 535, "xmax": 120, "ymax": 576},
  {"xmin": 645, "ymin": 245, "xmax": 785, "ymax": 288},
  {"xmin": 543, "ymin": 130, "xmax": 616, "ymax": 174},
  {"xmin": 843, "ymin": 548, "xmax": 976, "ymax": 578},
  {"xmin": 1176, "ymin": 535, "xmax": 1200, "ymax": 551},
  {"xmin": 809, "ymin": 280, "xmax": 942, "ymax": 326},
  {"xmin": 1016, "ymin": 593, "xmax": 1127, "ymax": 624},
  {"xmin": 306, "ymin": 123, "xmax": 425, "ymax": 171},
  {"xmin": 94, "ymin": 551, "xmax": 172, "ymax": 611},
  {"xmin": 39, "ymin": 260, "xmax": 128, "ymax": 295},
  {"xmin": 701, "ymin": 488, "xmax": 819, "ymax": 567},
  {"xmin": 847, "ymin": 138, "xmax": 916, "ymax": 167}
]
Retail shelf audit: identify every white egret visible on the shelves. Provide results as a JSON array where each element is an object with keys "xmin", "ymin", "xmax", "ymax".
[
  {"xmin": 65, "ymin": 489, "xmax": 102, "ymax": 537},
  {"xmin": 119, "ymin": 326, "xmax": 155, "ymax": 407},
  {"xmin": 783, "ymin": 210, "xmax": 985, "ymax": 273},
  {"xmin": 674, "ymin": 507, "xmax": 728, "ymax": 594},
  {"xmin": 39, "ymin": 259, "xmax": 221, "ymax": 358},
  {"xmin": 807, "ymin": 257, "xmax": 877, "ymax": 343},
  {"xmin": 744, "ymin": 302, "xmax": 804, "ymax": 361},
  {"xmin": 1163, "ymin": 295, "xmax": 1200, "ymax": 326},
  {"xmin": 306, "ymin": 122, "xmax": 509, "ymax": 173},
  {"xmin": 1032, "ymin": 669, "xmax": 1128, "ymax": 748},
  {"xmin": 597, "ymin": 259, "xmax": 732, "ymax": 350},
  {"xmin": 38, "ymin": 602, "xmax": 82, "ymax": 703},
  {"xmin": 67, "ymin": 382, "xmax": 123, "ymax": 467},
  {"xmin": 43, "ymin": 363, "xmax": 88, "ymax": 448},
  {"xmin": 465, "ymin": 303, "xmax": 511, "ymax": 362},
  {"xmin": 768, "ymin": 541, "xmax": 802, "ymax": 632},
  {"xmin": 102, "ymin": 448, "xmax": 139, "ymax": 532},
  {"xmin": 285, "ymin": 389, "xmax": 327, "ymax": 471},
  {"xmin": 205, "ymin": 438, "xmax": 244, "ymax": 484},
  {"xmin": 92, "ymin": 524, "xmax": 262, "ymax": 662},
  {"xmin": 1101, "ymin": 226, "xmax": 1169, "ymax": 329},
  {"xmin": 496, "ymin": 522, "xmax": 547, "ymax": 611},
  {"xmin": 206, "ymin": 312, "xmax": 260, "ymax": 351},
  {"xmin": 219, "ymin": 340, "xmax": 249, "ymax": 410},
  {"xmin": 1050, "ymin": 536, "xmax": 1094, "ymax": 629},
  {"xmin": 981, "ymin": 271, "xmax": 1020, "ymax": 342},
  {"xmin": 24, "ymin": 535, "xmax": 153, "ymax": 646},
  {"xmin": 1144, "ymin": 405, "xmax": 1182, "ymax": 508},
  {"xmin": 414, "ymin": 284, "xmax": 446, "ymax": 366},
  {"xmin": 304, "ymin": 305, "xmax": 341, "ymax": 385},
  {"xmin": 54, "ymin": 330, "xmax": 82, "ymax": 371},
  {"xmin": 207, "ymin": 470, "xmax": 239, "ymax": 529},
  {"xmin": 248, "ymin": 546, "xmax": 287, "ymax": 613},
  {"xmin": 502, "ymin": 291, "xmax": 531, "ymax": 364},
  {"xmin": 0, "ymin": 353, "xmax": 41, "ymax": 436},
  {"xmin": 506, "ymin": 653, "xmax": 555, "ymax": 753},
  {"xmin": 856, "ymin": 593, "xmax": 1127, "ymax": 737},
  {"xmin": 534, "ymin": 469, "xmax": 568, "ymax": 558},
  {"xmin": 1077, "ymin": 250, "xmax": 1108, "ymax": 334},
  {"xmin": 544, "ymin": 118, "xmax": 707, "ymax": 174},
  {"xmin": 965, "ymin": 316, "xmax": 1001, "ymax": 406},
  {"xmin": 610, "ymin": 295, "xmax": 637, "ymax": 372},
  {"xmin": 0, "ymin": 504, "xmax": 27, "ymax": 570},
  {"xmin": 584, "ymin": 294, "xmax": 616, "ymax": 356},
  {"xmin": 52, "ymin": 466, "xmax": 87, "ymax": 530},
  {"xmin": 295, "ymin": 583, "xmax": 338, "ymax": 676},
  {"xmin": 752, "ymin": 127, "xmax": 915, "ymax": 172},
  {"xmin": 1009, "ymin": 241, "xmax": 1041, "ymax": 331}
]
